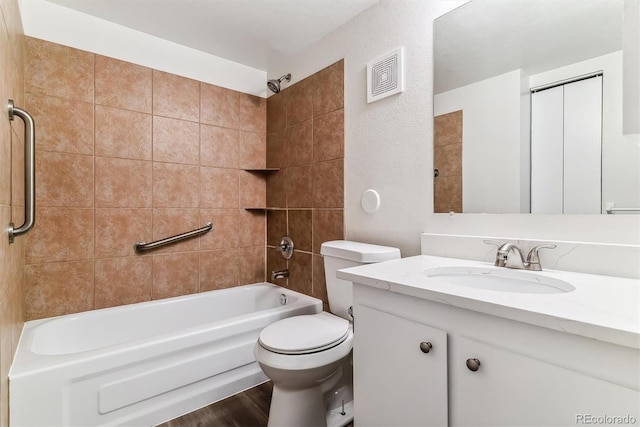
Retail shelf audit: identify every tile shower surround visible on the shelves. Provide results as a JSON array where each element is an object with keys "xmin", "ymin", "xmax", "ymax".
[
  {"xmin": 23, "ymin": 37, "xmax": 267, "ymax": 320},
  {"xmin": 265, "ymin": 60, "xmax": 345, "ymax": 309},
  {"xmin": 21, "ymin": 37, "xmax": 345, "ymax": 320},
  {"xmin": 0, "ymin": 0, "xmax": 26, "ymax": 425}
]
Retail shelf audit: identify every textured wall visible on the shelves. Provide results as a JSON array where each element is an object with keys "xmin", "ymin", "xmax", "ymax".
[
  {"xmin": 23, "ymin": 37, "xmax": 268, "ymax": 320},
  {"xmin": 0, "ymin": 0, "xmax": 25, "ymax": 425},
  {"xmin": 265, "ymin": 60, "xmax": 345, "ymax": 309}
]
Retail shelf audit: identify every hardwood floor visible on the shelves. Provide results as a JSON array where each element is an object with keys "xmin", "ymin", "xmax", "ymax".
[
  {"xmin": 157, "ymin": 382, "xmax": 355, "ymax": 427},
  {"xmin": 157, "ymin": 382, "xmax": 273, "ymax": 427}
]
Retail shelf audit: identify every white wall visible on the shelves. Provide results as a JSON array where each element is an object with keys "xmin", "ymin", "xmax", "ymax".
[
  {"xmin": 270, "ymin": 0, "xmax": 639, "ymax": 255},
  {"xmin": 19, "ymin": 0, "xmax": 267, "ymax": 97},
  {"xmin": 434, "ymin": 69, "xmax": 529, "ymax": 213}
]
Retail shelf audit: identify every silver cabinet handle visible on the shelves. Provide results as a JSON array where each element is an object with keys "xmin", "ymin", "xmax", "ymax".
[
  {"xmin": 466, "ymin": 358, "xmax": 481, "ymax": 371},
  {"xmin": 419, "ymin": 342, "xmax": 433, "ymax": 353}
]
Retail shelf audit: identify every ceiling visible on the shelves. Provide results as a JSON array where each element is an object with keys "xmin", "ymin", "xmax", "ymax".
[
  {"xmin": 45, "ymin": 0, "xmax": 382, "ymax": 71},
  {"xmin": 434, "ymin": 0, "xmax": 624, "ymax": 94}
]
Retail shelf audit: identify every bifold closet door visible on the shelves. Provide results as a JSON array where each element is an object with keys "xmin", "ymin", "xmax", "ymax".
[
  {"xmin": 563, "ymin": 76, "xmax": 602, "ymax": 214},
  {"xmin": 531, "ymin": 86, "xmax": 564, "ymax": 213},
  {"xmin": 530, "ymin": 76, "xmax": 602, "ymax": 214}
]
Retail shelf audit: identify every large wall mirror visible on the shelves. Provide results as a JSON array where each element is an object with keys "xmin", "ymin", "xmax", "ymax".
[{"xmin": 433, "ymin": 0, "xmax": 639, "ymax": 214}]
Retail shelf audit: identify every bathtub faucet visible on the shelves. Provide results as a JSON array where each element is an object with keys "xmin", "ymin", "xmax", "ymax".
[{"xmin": 271, "ymin": 269, "xmax": 289, "ymax": 280}]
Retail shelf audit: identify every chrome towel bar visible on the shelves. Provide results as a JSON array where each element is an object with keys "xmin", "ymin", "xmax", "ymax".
[
  {"xmin": 134, "ymin": 222, "xmax": 213, "ymax": 253},
  {"xmin": 606, "ymin": 207, "xmax": 640, "ymax": 214},
  {"xmin": 8, "ymin": 99, "xmax": 36, "ymax": 243}
]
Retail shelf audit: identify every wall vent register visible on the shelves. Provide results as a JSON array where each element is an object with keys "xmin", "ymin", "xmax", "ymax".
[{"xmin": 367, "ymin": 47, "xmax": 404, "ymax": 103}]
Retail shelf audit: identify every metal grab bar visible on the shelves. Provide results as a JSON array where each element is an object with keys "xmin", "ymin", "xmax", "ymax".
[
  {"xmin": 8, "ymin": 99, "xmax": 36, "ymax": 243},
  {"xmin": 606, "ymin": 207, "xmax": 640, "ymax": 214},
  {"xmin": 134, "ymin": 222, "xmax": 213, "ymax": 253}
]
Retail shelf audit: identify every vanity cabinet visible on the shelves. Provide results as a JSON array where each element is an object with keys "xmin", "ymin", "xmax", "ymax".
[
  {"xmin": 353, "ymin": 284, "xmax": 640, "ymax": 427},
  {"xmin": 354, "ymin": 305, "xmax": 448, "ymax": 426}
]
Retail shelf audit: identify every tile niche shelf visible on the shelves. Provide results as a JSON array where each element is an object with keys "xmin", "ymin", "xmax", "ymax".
[
  {"xmin": 243, "ymin": 168, "xmax": 280, "ymax": 172},
  {"xmin": 242, "ymin": 168, "xmax": 280, "ymax": 211}
]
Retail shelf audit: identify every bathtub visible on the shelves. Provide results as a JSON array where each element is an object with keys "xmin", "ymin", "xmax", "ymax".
[{"xmin": 9, "ymin": 282, "xmax": 321, "ymax": 426}]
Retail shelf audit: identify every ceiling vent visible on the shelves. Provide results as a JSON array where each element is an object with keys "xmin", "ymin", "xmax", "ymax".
[{"xmin": 367, "ymin": 47, "xmax": 404, "ymax": 103}]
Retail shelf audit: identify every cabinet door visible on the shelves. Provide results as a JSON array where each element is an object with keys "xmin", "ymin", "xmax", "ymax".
[
  {"xmin": 353, "ymin": 305, "xmax": 448, "ymax": 427},
  {"xmin": 450, "ymin": 336, "xmax": 639, "ymax": 426}
]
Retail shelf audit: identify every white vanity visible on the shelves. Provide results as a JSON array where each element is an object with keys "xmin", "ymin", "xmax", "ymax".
[{"xmin": 338, "ymin": 254, "xmax": 640, "ymax": 426}]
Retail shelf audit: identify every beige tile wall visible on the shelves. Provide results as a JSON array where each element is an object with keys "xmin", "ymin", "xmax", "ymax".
[
  {"xmin": 265, "ymin": 60, "xmax": 345, "ymax": 309},
  {"xmin": 23, "ymin": 37, "xmax": 267, "ymax": 321},
  {"xmin": 434, "ymin": 110, "xmax": 463, "ymax": 213},
  {"xmin": 0, "ymin": 22, "xmax": 342, "ymax": 426},
  {"xmin": 0, "ymin": 1, "xmax": 25, "ymax": 425}
]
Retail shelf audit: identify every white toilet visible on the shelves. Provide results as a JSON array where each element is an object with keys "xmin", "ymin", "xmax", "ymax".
[{"xmin": 255, "ymin": 240, "xmax": 401, "ymax": 427}]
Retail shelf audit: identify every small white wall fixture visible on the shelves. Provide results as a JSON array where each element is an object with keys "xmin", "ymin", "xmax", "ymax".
[{"xmin": 367, "ymin": 47, "xmax": 404, "ymax": 103}]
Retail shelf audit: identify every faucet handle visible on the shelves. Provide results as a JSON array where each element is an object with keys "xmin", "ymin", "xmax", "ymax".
[
  {"xmin": 483, "ymin": 240, "xmax": 507, "ymax": 267},
  {"xmin": 526, "ymin": 244, "xmax": 557, "ymax": 271},
  {"xmin": 483, "ymin": 239, "xmax": 503, "ymax": 248}
]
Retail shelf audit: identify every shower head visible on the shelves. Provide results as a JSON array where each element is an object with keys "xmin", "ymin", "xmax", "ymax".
[{"xmin": 267, "ymin": 73, "xmax": 291, "ymax": 93}]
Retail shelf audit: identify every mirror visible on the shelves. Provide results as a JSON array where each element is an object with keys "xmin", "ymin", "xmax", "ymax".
[{"xmin": 433, "ymin": 0, "xmax": 640, "ymax": 214}]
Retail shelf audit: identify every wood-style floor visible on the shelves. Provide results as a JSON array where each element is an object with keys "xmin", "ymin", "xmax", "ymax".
[
  {"xmin": 157, "ymin": 382, "xmax": 273, "ymax": 427},
  {"xmin": 157, "ymin": 382, "xmax": 354, "ymax": 427}
]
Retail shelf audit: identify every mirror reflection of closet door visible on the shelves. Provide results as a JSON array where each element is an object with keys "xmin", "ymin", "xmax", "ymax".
[{"xmin": 531, "ymin": 75, "xmax": 602, "ymax": 214}]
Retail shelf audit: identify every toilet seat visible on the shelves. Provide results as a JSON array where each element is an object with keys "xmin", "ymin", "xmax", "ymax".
[{"xmin": 259, "ymin": 312, "xmax": 349, "ymax": 355}]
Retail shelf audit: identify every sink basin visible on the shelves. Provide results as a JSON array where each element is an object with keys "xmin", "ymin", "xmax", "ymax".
[{"xmin": 423, "ymin": 266, "xmax": 575, "ymax": 294}]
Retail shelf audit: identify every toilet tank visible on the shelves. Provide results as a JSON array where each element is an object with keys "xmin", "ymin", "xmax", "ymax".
[{"xmin": 320, "ymin": 241, "xmax": 401, "ymax": 319}]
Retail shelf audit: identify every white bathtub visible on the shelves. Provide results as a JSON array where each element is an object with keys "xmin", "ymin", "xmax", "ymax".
[{"xmin": 9, "ymin": 283, "xmax": 321, "ymax": 426}]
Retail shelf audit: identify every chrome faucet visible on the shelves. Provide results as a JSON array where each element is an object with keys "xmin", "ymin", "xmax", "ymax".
[
  {"xmin": 484, "ymin": 240, "xmax": 556, "ymax": 271},
  {"xmin": 496, "ymin": 242, "xmax": 525, "ymax": 269},
  {"xmin": 271, "ymin": 269, "xmax": 289, "ymax": 280}
]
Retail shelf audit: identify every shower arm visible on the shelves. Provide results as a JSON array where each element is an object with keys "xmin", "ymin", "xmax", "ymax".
[{"xmin": 8, "ymin": 99, "xmax": 36, "ymax": 243}]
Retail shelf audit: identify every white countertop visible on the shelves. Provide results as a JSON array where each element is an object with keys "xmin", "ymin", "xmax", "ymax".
[{"xmin": 337, "ymin": 255, "xmax": 640, "ymax": 349}]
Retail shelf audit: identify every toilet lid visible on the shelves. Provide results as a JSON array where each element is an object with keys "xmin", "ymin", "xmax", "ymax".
[{"xmin": 259, "ymin": 312, "xmax": 350, "ymax": 355}]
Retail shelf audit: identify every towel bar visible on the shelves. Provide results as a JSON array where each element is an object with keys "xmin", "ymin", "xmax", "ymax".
[
  {"xmin": 8, "ymin": 99, "xmax": 36, "ymax": 243},
  {"xmin": 134, "ymin": 222, "xmax": 213, "ymax": 253}
]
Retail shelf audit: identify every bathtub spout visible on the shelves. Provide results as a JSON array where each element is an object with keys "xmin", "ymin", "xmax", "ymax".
[{"xmin": 271, "ymin": 269, "xmax": 289, "ymax": 280}]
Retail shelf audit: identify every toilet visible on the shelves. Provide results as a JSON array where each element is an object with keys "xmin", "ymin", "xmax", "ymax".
[{"xmin": 255, "ymin": 240, "xmax": 401, "ymax": 427}]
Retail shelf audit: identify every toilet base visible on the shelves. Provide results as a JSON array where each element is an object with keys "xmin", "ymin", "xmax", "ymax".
[
  {"xmin": 267, "ymin": 383, "xmax": 354, "ymax": 427},
  {"xmin": 326, "ymin": 384, "xmax": 354, "ymax": 427},
  {"xmin": 268, "ymin": 383, "xmax": 327, "ymax": 427}
]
